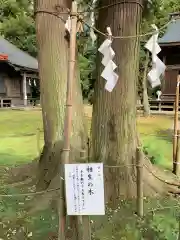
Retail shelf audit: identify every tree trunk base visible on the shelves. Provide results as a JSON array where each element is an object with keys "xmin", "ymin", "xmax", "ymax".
[
  {"xmin": 8, "ymin": 153, "xmax": 180, "ymax": 240},
  {"xmin": 37, "ymin": 143, "xmax": 63, "ymax": 190},
  {"xmin": 37, "ymin": 141, "xmax": 84, "ymax": 190},
  {"xmin": 104, "ymin": 151, "xmax": 180, "ymax": 207},
  {"xmin": 4, "ymin": 161, "xmax": 37, "ymax": 184}
]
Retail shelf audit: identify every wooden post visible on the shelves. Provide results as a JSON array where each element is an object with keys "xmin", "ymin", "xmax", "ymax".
[
  {"xmin": 62, "ymin": 2, "xmax": 77, "ymax": 164},
  {"xmin": 173, "ymin": 75, "xmax": 180, "ymax": 174},
  {"xmin": 23, "ymin": 72, "xmax": 27, "ymax": 106},
  {"xmin": 136, "ymin": 147, "xmax": 143, "ymax": 217},
  {"xmin": 58, "ymin": 2, "xmax": 78, "ymax": 240},
  {"xmin": 174, "ymin": 130, "xmax": 180, "ymax": 175},
  {"xmin": 158, "ymin": 101, "xmax": 161, "ymax": 112},
  {"xmin": 82, "ymin": 216, "xmax": 91, "ymax": 240},
  {"xmin": 178, "ymin": 212, "xmax": 180, "ymax": 240},
  {"xmin": 179, "ymin": 219, "xmax": 180, "ymax": 240},
  {"xmin": 0, "ymin": 98, "xmax": 3, "ymax": 108},
  {"xmin": 80, "ymin": 149, "xmax": 91, "ymax": 240}
]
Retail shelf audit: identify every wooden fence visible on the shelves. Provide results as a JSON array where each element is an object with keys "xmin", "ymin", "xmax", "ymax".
[{"xmin": 137, "ymin": 100, "xmax": 180, "ymax": 112}]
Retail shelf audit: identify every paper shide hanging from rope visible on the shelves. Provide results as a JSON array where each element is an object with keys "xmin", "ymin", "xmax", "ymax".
[
  {"xmin": 65, "ymin": 16, "xmax": 71, "ymax": 32},
  {"xmin": 66, "ymin": 20, "xmax": 119, "ymax": 92},
  {"xmin": 98, "ymin": 27, "xmax": 119, "ymax": 92},
  {"xmin": 64, "ymin": 9, "xmax": 172, "ymax": 92},
  {"xmin": 145, "ymin": 24, "xmax": 166, "ymax": 88}
]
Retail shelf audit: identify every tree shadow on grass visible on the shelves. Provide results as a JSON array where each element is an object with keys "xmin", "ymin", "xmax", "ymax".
[
  {"xmin": 0, "ymin": 152, "xmax": 31, "ymax": 166},
  {"xmin": 155, "ymin": 129, "xmax": 173, "ymax": 144},
  {"xmin": 92, "ymin": 197, "xmax": 179, "ymax": 240},
  {"xmin": 0, "ymin": 187, "xmax": 58, "ymax": 240},
  {"xmin": 0, "ymin": 133, "xmax": 37, "ymax": 138}
]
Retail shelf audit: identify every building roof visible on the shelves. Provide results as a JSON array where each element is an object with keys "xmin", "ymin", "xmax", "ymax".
[
  {"xmin": 159, "ymin": 18, "xmax": 180, "ymax": 45},
  {"xmin": 0, "ymin": 37, "xmax": 38, "ymax": 71}
]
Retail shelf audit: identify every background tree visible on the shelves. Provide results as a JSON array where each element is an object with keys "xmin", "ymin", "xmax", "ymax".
[
  {"xmin": 138, "ymin": 0, "xmax": 180, "ymax": 102},
  {"xmin": 138, "ymin": 48, "xmax": 150, "ymax": 116},
  {"xmin": 0, "ymin": 0, "xmax": 95, "ymax": 99},
  {"xmin": 0, "ymin": 0, "xmax": 37, "ymax": 56},
  {"xmin": 78, "ymin": 38, "xmax": 96, "ymax": 102}
]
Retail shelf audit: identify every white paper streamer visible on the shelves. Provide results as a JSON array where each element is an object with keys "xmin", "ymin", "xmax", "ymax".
[
  {"xmin": 98, "ymin": 27, "xmax": 119, "ymax": 92},
  {"xmin": 105, "ymin": 72, "xmax": 119, "ymax": 92},
  {"xmin": 65, "ymin": 16, "xmax": 71, "ymax": 32},
  {"xmin": 145, "ymin": 24, "xmax": 166, "ymax": 88},
  {"xmin": 101, "ymin": 60, "xmax": 117, "ymax": 80}
]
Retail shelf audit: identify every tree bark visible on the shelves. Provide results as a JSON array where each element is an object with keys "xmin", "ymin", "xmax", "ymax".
[
  {"xmin": 35, "ymin": 1, "xmax": 87, "ymax": 239},
  {"xmin": 92, "ymin": 0, "xmax": 165, "ymax": 205},
  {"xmin": 35, "ymin": 0, "xmax": 87, "ymax": 190},
  {"xmin": 143, "ymin": 51, "xmax": 150, "ymax": 117}
]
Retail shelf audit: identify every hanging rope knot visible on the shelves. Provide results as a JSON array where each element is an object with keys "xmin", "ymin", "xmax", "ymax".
[
  {"xmin": 62, "ymin": 148, "xmax": 70, "ymax": 152},
  {"xmin": 70, "ymin": 10, "xmax": 78, "ymax": 17}
]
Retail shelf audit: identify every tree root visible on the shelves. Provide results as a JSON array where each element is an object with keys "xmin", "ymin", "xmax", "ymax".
[
  {"xmin": 0, "ymin": 178, "xmax": 34, "ymax": 189},
  {"xmin": 6, "ymin": 163, "xmax": 180, "ymax": 239},
  {"xmin": 6, "ymin": 161, "xmax": 37, "ymax": 183},
  {"xmin": 3, "ymin": 145, "xmax": 180, "ymax": 238},
  {"xmin": 6, "ymin": 175, "xmax": 60, "ymax": 239},
  {"xmin": 141, "ymin": 152, "xmax": 180, "ymax": 197},
  {"xmin": 136, "ymin": 137, "xmax": 180, "ymax": 196}
]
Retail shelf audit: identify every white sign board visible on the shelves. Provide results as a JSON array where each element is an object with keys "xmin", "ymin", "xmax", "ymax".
[{"xmin": 65, "ymin": 163, "xmax": 105, "ymax": 215}]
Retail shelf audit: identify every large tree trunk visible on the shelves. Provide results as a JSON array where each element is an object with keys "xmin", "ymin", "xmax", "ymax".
[
  {"xmin": 35, "ymin": 1, "xmax": 87, "ymax": 239},
  {"xmin": 91, "ymin": 0, "xmax": 166, "ymax": 205},
  {"xmin": 35, "ymin": 0, "xmax": 87, "ymax": 189}
]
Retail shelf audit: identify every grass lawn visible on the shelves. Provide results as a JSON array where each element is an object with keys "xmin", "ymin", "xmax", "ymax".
[
  {"xmin": 137, "ymin": 115, "xmax": 174, "ymax": 169},
  {"xmin": 0, "ymin": 109, "xmax": 44, "ymax": 165},
  {"xmin": 1, "ymin": 109, "xmax": 174, "ymax": 168},
  {"xmin": 0, "ymin": 108, "xmax": 178, "ymax": 239},
  {"xmin": 85, "ymin": 105, "xmax": 174, "ymax": 168}
]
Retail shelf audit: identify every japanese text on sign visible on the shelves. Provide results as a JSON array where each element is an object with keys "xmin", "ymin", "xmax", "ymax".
[{"xmin": 65, "ymin": 163, "xmax": 105, "ymax": 215}]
